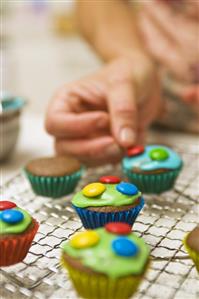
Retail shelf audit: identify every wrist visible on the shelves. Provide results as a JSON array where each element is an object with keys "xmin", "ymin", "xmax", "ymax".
[
  {"xmin": 103, "ymin": 46, "xmax": 154, "ymax": 76},
  {"xmin": 98, "ymin": 41, "xmax": 150, "ymax": 64},
  {"xmin": 109, "ymin": 47, "xmax": 149, "ymax": 62}
]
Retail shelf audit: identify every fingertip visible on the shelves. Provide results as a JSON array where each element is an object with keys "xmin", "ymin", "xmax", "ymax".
[{"xmin": 119, "ymin": 127, "xmax": 137, "ymax": 148}]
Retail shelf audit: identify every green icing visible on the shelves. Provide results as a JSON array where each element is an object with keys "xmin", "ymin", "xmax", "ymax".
[
  {"xmin": 0, "ymin": 207, "xmax": 32, "ymax": 235},
  {"xmin": 72, "ymin": 184, "xmax": 142, "ymax": 208},
  {"xmin": 62, "ymin": 228, "xmax": 150, "ymax": 278}
]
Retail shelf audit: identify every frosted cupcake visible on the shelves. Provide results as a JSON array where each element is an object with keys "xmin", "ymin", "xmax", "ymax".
[
  {"xmin": 183, "ymin": 226, "xmax": 199, "ymax": 273},
  {"xmin": 61, "ymin": 222, "xmax": 150, "ymax": 299},
  {"xmin": 24, "ymin": 155, "xmax": 82, "ymax": 198},
  {"xmin": 72, "ymin": 176, "xmax": 144, "ymax": 229},
  {"xmin": 0, "ymin": 201, "xmax": 39, "ymax": 266},
  {"xmin": 122, "ymin": 145, "xmax": 183, "ymax": 194}
]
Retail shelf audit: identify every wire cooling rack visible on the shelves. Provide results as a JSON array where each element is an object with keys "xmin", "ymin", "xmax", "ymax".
[{"xmin": 0, "ymin": 142, "xmax": 199, "ymax": 299}]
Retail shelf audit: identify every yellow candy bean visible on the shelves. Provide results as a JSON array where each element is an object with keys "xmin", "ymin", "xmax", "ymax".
[
  {"xmin": 70, "ymin": 230, "xmax": 100, "ymax": 249},
  {"xmin": 82, "ymin": 182, "xmax": 106, "ymax": 198}
]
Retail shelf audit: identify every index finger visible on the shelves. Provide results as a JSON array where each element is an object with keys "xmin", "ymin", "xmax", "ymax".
[{"xmin": 107, "ymin": 81, "xmax": 137, "ymax": 148}]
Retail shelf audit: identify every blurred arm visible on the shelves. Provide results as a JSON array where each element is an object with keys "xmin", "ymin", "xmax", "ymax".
[{"xmin": 76, "ymin": 0, "xmax": 147, "ymax": 61}]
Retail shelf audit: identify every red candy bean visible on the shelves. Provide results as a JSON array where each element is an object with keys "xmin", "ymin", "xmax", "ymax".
[
  {"xmin": 105, "ymin": 222, "xmax": 132, "ymax": 235},
  {"xmin": 0, "ymin": 201, "xmax": 16, "ymax": 211},
  {"xmin": 127, "ymin": 145, "xmax": 145, "ymax": 157},
  {"xmin": 99, "ymin": 176, "xmax": 121, "ymax": 184}
]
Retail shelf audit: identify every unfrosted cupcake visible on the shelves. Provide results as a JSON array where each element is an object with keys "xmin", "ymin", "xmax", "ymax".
[
  {"xmin": 72, "ymin": 175, "xmax": 144, "ymax": 229},
  {"xmin": 183, "ymin": 226, "xmax": 199, "ymax": 273},
  {"xmin": 122, "ymin": 145, "xmax": 183, "ymax": 194},
  {"xmin": 24, "ymin": 155, "xmax": 82, "ymax": 198},
  {"xmin": 0, "ymin": 201, "xmax": 39, "ymax": 266},
  {"xmin": 61, "ymin": 222, "xmax": 150, "ymax": 299}
]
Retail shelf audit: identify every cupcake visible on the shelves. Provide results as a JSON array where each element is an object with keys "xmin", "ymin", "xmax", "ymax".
[
  {"xmin": 61, "ymin": 222, "xmax": 150, "ymax": 299},
  {"xmin": 24, "ymin": 155, "xmax": 82, "ymax": 198},
  {"xmin": 122, "ymin": 145, "xmax": 183, "ymax": 194},
  {"xmin": 183, "ymin": 226, "xmax": 199, "ymax": 273},
  {"xmin": 72, "ymin": 175, "xmax": 144, "ymax": 229},
  {"xmin": 0, "ymin": 201, "xmax": 39, "ymax": 266}
]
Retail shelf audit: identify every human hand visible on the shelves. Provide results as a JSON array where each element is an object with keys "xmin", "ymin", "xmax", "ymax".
[{"xmin": 45, "ymin": 56, "xmax": 161, "ymax": 166}]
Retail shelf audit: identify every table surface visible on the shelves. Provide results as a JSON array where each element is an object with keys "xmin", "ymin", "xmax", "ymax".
[{"xmin": 1, "ymin": 130, "xmax": 199, "ymax": 299}]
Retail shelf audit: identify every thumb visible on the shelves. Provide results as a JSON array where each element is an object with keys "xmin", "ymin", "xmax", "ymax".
[{"xmin": 107, "ymin": 80, "xmax": 137, "ymax": 148}]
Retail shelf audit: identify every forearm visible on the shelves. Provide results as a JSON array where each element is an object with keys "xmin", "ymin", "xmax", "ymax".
[{"xmin": 76, "ymin": 0, "xmax": 146, "ymax": 61}]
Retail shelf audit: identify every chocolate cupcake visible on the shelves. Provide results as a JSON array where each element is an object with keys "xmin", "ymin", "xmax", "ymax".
[
  {"xmin": 72, "ymin": 175, "xmax": 144, "ymax": 229},
  {"xmin": 24, "ymin": 155, "xmax": 82, "ymax": 198},
  {"xmin": 0, "ymin": 201, "xmax": 39, "ymax": 266},
  {"xmin": 184, "ymin": 226, "xmax": 199, "ymax": 272},
  {"xmin": 122, "ymin": 145, "xmax": 183, "ymax": 194},
  {"xmin": 61, "ymin": 222, "xmax": 150, "ymax": 299}
]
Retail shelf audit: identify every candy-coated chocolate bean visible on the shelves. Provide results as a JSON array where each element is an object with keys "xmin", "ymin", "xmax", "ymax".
[
  {"xmin": 70, "ymin": 230, "xmax": 100, "ymax": 249},
  {"xmin": 127, "ymin": 145, "xmax": 145, "ymax": 157},
  {"xmin": 116, "ymin": 182, "xmax": 138, "ymax": 196},
  {"xmin": 82, "ymin": 183, "xmax": 106, "ymax": 198},
  {"xmin": 0, "ymin": 201, "xmax": 16, "ymax": 211},
  {"xmin": 99, "ymin": 176, "xmax": 121, "ymax": 184},
  {"xmin": 0, "ymin": 209, "xmax": 24, "ymax": 224},
  {"xmin": 112, "ymin": 237, "xmax": 139, "ymax": 257},
  {"xmin": 149, "ymin": 148, "xmax": 169, "ymax": 161},
  {"xmin": 105, "ymin": 222, "xmax": 132, "ymax": 235}
]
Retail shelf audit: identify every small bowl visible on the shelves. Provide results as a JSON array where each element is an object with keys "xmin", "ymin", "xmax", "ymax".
[{"xmin": 0, "ymin": 95, "xmax": 26, "ymax": 161}]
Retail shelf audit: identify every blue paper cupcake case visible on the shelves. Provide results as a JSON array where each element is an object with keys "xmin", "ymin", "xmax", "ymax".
[
  {"xmin": 73, "ymin": 197, "xmax": 145, "ymax": 229},
  {"xmin": 24, "ymin": 168, "xmax": 83, "ymax": 198},
  {"xmin": 123, "ymin": 168, "xmax": 182, "ymax": 194}
]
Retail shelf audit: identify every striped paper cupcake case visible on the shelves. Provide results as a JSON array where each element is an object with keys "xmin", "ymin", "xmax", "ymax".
[
  {"xmin": 123, "ymin": 168, "xmax": 182, "ymax": 194},
  {"xmin": 0, "ymin": 219, "xmax": 39, "ymax": 267},
  {"xmin": 72, "ymin": 197, "xmax": 144, "ymax": 229},
  {"xmin": 24, "ymin": 168, "xmax": 82, "ymax": 198},
  {"xmin": 61, "ymin": 255, "xmax": 145, "ymax": 299},
  {"xmin": 183, "ymin": 236, "xmax": 199, "ymax": 273}
]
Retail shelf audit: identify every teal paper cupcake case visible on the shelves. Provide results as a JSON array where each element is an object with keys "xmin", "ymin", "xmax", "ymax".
[
  {"xmin": 123, "ymin": 168, "xmax": 181, "ymax": 194},
  {"xmin": 24, "ymin": 168, "xmax": 82, "ymax": 198}
]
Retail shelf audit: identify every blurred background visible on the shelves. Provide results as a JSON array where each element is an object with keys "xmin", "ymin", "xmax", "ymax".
[
  {"xmin": 2, "ymin": 1, "xmax": 101, "ymax": 112},
  {"xmin": 1, "ymin": 1, "xmax": 198, "ymax": 183},
  {"xmin": 1, "ymin": 0, "xmax": 102, "ymax": 182}
]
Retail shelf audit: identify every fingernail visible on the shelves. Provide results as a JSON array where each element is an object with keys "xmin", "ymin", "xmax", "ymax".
[
  {"xmin": 120, "ymin": 127, "xmax": 136, "ymax": 146},
  {"xmin": 105, "ymin": 143, "xmax": 122, "ymax": 156}
]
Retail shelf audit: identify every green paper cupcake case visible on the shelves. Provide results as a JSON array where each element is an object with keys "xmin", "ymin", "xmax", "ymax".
[
  {"xmin": 123, "ymin": 167, "xmax": 182, "ymax": 194},
  {"xmin": 24, "ymin": 167, "xmax": 83, "ymax": 198},
  {"xmin": 61, "ymin": 255, "xmax": 148, "ymax": 299},
  {"xmin": 183, "ymin": 235, "xmax": 199, "ymax": 273}
]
